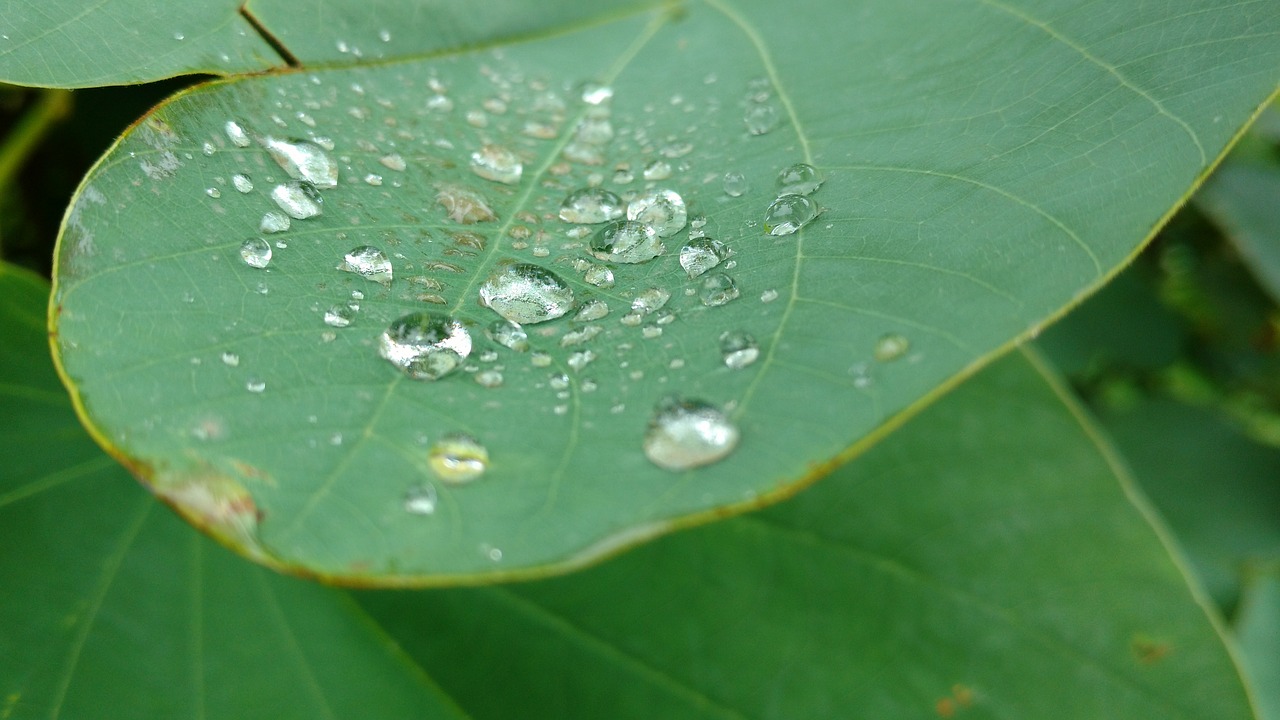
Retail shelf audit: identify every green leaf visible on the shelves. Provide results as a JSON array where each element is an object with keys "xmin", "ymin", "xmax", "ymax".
[
  {"xmin": 1196, "ymin": 156, "xmax": 1280, "ymax": 305},
  {"xmin": 1237, "ymin": 568, "xmax": 1280, "ymax": 720},
  {"xmin": 358, "ymin": 349, "xmax": 1255, "ymax": 719},
  {"xmin": 0, "ymin": 264, "xmax": 465, "ymax": 719},
  {"xmin": 50, "ymin": 0, "xmax": 1280, "ymax": 581}
]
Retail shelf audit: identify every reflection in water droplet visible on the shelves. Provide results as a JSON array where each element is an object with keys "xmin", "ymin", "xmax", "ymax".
[
  {"xmin": 679, "ymin": 238, "xmax": 728, "ymax": 278},
  {"xmin": 720, "ymin": 331, "xmax": 760, "ymax": 369},
  {"xmin": 559, "ymin": 187, "xmax": 624, "ymax": 224},
  {"xmin": 763, "ymin": 194, "xmax": 819, "ymax": 236},
  {"xmin": 324, "ymin": 304, "xmax": 357, "ymax": 327},
  {"xmin": 744, "ymin": 103, "xmax": 781, "ymax": 135},
  {"xmin": 271, "ymin": 181, "xmax": 322, "ymax": 219},
  {"xmin": 631, "ymin": 287, "xmax": 671, "ymax": 315},
  {"xmin": 643, "ymin": 396, "xmax": 740, "ymax": 471},
  {"xmin": 259, "ymin": 211, "xmax": 291, "ymax": 233},
  {"xmin": 470, "ymin": 144, "xmax": 523, "ymax": 184},
  {"xmin": 404, "ymin": 483, "xmax": 438, "ymax": 515},
  {"xmin": 479, "ymin": 263, "xmax": 575, "ymax": 324},
  {"xmin": 574, "ymin": 300, "xmax": 610, "ymax": 322},
  {"xmin": 486, "ymin": 319, "xmax": 530, "ymax": 352},
  {"xmin": 224, "ymin": 121, "xmax": 251, "ymax": 148},
  {"xmin": 777, "ymin": 163, "xmax": 823, "ymax": 195},
  {"xmin": 260, "ymin": 136, "xmax": 338, "ymax": 188},
  {"xmin": 239, "ymin": 238, "xmax": 272, "ymax": 268},
  {"xmin": 337, "ymin": 246, "xmax": 393, "ymax": 287},
  {"xmin": 583, "ymin": 264, "xmax": 615, "ymax": 288},
  {"xmin": 874, "ymin": 333, "xmax": 910, "ymax": 362},
  {"xmin": 700, "ymin": 273, "xmax": 740, "ymax": 307},
  {"xmin": 591, "ymin": 220, "xmax": 662, "ymax": 264},
  {"xmin": 429, "ymin": 433, "xmax": 488, "ymax": 483},
  {"xmin": 723, "ymin": 171, "xmax": 749, "ymax": 197},
  {"xmin": 627, "ymin": 189, "xmax": 687, "ymax": 237},
  {"xmin": 232, "ymin": 174, "xmax": 253, "ymax": 193},
  {"xmin": 378, "ymin": 312, "xmax": 472, "ymax": 380}
]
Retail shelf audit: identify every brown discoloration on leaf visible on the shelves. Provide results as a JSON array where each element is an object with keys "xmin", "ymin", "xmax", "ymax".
[{"xmin": 1131, "ymin": 635, "xmax": 1173, "ymax": 665}]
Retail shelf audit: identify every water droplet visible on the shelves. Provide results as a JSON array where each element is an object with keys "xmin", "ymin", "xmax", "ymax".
[
  {"xmin": 201, "ymin": 141, "xmax": 216, "ymax": 157},
  {"xmin": 560, "ymin": 325, "xmax": 602, "ymax": 347},
  {"xmin": 428, "ymin": 433, "xmax": 488, "ymax": 483},
  {"xmin": 559, "ymin": 188, "xmax": 624, "ymax": 224},
  {"xmin": 259, "ymin": 211, "xmax": 291, "ymax": 233},
  {"xmin": 530, "ymin": 350, "xmax": 552, "ymax": 367},
  {"xmin": 404, "ymin": 483, "xmax": 437, "ymax": 515},
  {"xmin": 479, "ymin": 263, "xmax": 575, "ymax": 324},
  {"xmin": 723, "ymin": 171, "xmax": 749, "ymax": 197},
  {"xmin": 643, "ymin": 396, "xmax": 740, "ymax": 471},
  {"xmin": 549, "ymin": 372, "xmax": 570, "ymax": 390},
  {"xmin": 246, "ymin": 377, "xmax": 266, "ymax": 393},
  {"xmin": 744, "ymin": 103, "xmax": 781, "ymax": 135},
  {"xmin": 700, "ymin": 273, "xmax": 740, "ymax": 307},
  {"xmin": 580, "ymin": 82, "xmax": 614, "ymax": 105},
  {"xmin": 324, "ymin": 304, "xmax": 357, "ymax": 327},
  {"xmin": 874, "ymin": 333, "xmax": 910, "ymax": 362},
  {"xmin": 379, "ymin": 153, "xmax": 407, "ymax": 171},
  {"xmin": 642, "ymin": 159, "xmax": 672, "ymax": 181},
  {"xmin": 220, "ymin": 351, "xmax": 240, "ymax": 367},
  {"xmin": 719, "ymin": 331, "xmax": 760, "ymax": 369},
  {"xmin": 378, "ymin": 312, "xmax": 472, "ymax": 380},
  {"xmin": 239, "ymin": 238, "xmax": 272, "ymax": 268},
  {"xmin": 583, "ymin": 264, "xmax": 615, "ymax": 288},
  {"xmin": 631, "ymin": 287, "xmax": 671, "ymax": 315},
  {"xmin": 378, "ymin": 28, "xmax": 392, "ymax": 42},
  {"xmin": 679, "ymin": 238, "xmax": 728, "ymax": 278},
  {"xmin": 436, "ymin": 184, "xmax": 496, "ymax": 224},
  {"xmin": 205, "ymin": 187, "xmax": 222, "ymax": 199},
  {"xmin": 627, "ymin": 189, "xmax": 687, "ymax": 237},
  {"xmin": 260, "ymin": 137, "xmax": 338, "ymax": 189},
  {"xmin": 760, "ymin": 288, "xmax": 779, "ymax": 303},
  {"xmin": 763, "ymin": 194, "xmax": 819, "ymax": 235},
  {"xmin": 224, "ymin": 121, "xmax": 251, "ymax": 148},
  {"xmin": 641, "ymin": 324, "xmax": 663, "ymax": 339},
  {"xmin": 776, "ymin": 163, "xmax": 823, "ymax": 195},
  {"xmin": 364, "ymin": 173, "xmax": 383, "ymax": 186},
  {"xmin": 337, "ymin": 246, "xmax": 393, "ymax": 287},
  {"xmin": 428, "ymin": 94, "xmax": 455, "ymax": 113},
  {"xmin": 232, "ymin": 174, "xmax": 253, "ymax": 193},
  {"xmin": 567, "ymin": 350, "xmax": 596, "ymax": 372},
  {"xmin": 574, "ymin": 299, "xmax": 610, "ymax": 322},
  {"xmin": 474, "ymin": 369, "xmax": 504, "ymax": 388},
  {"xmin": 270, "ymin": 181, "xmax": 322, "ymax": 219},
  {"xmin": 591, "ymin": 220, "xmax": 663, "ymax": 264},
  {"xmin": 486, "ymin": 319, "xmax": 530, "ymax": 352},
  {"xmin": 470, "ymin": 144, "xmax": 522, "ymax": 185}
]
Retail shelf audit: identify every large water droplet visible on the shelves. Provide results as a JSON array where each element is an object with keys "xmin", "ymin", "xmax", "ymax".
[
  {"xmin": 719, "ymin": 331, "xmax": 760, "ymax": 369},
  {"xmin": 239, "ymin": 238, "xmax": 272, "ymax": 268},
  {"xmin": 591, "ymin": 220, "xmax": 662, "ymax": 264},
  {"xmin": 643, "ymin": 396, "xmax": 740, "ymax": 471},
  {"xmin": 377, "ymin": 312, "xmax": 472, "ymax": 380},
  {"xmin": 260, "ymin": 136, "xmax": 338, "ymax": 189},
  {"xmin": 559, "ymin": 187, "xmax": 624, "ymax": 224},
  {"xmin": 744, "ymin": 103, "xmax": 781, "ymax": 135},
  {"xmin": 337, "ymin": 246, "xmax": 393, "ymax": 287},
  {"xmin": 224, "ymin": 120, "xmax": 251, "ymax": 147},
  {"xmin": 627, "ymin": 189, "xmax": 687, "ymax": 238},
  {"xmin": 776, "ymin": 163, "xmax": 823, "ymax": 195},
  {"xmin": 485, "ymin": 319, "xmax": 530, "ymax": 352},
  {"xmin": 270, "ymin": 181, "xmax": 322, "ymax": 219},
  {"xmin": 874, "ymin": 333, "xmax": 910, "ymax": 362},
  {"xmin": 479, "ymin": 263, "xmax": 575, "ymax": 324},
  {"xmin": 763, "ymin": 194, "xmax": 819, "ymax": 236},
  {"xmin": 470, "ymin": 144, "xmax": 522, "ymax": 185},
  {"xmin": 428, "ymin": 433, "xmax": 488, "ymax": 483},
  {"xmin": 700, "ymin": 273, "xmax": 740, "ymax": 307},
  {"xmin": 259, "ymin": 211, "xmax": 291, "ymax": 233},
  {"xmin": 679, "ymin": 238, "xmax": 728, "ymax": 278}
]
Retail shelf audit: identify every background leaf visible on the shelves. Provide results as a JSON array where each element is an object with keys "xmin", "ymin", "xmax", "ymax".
[{"xmin": 49, "ymin": 0, "xmax": 1280, "ymax": 581}]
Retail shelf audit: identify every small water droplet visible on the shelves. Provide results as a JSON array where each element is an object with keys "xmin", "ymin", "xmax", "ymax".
[
  {"xmin": 232, "ymin": 174, "xmax": 253, "ymax": 193},
  {"xmin": 205, "ymin": 187, "xmax": 222, "ymax": 199},
  {"xmin": 324, "ymin": 304, "xmax": 357, "ymax": 327},
  {"xmin": 364, "ymin": 173, "xmax": 383, "ymax": 186},
  {"xmin": 627, "ymin": 189, "xmax": 687, "ymax": 238},
  {"xmin": 479, "ymin": 263, "xmax": 575, "ymax": 324},
  {"xmin": 643, "ymin": 396, "xmax": 740, "ymax": 471},
  {"xmin": 379, "ymin": 153, "xmax": 407, "ymax": 171},
  {"xmin": 760, "ymin": 288, "xmax": 779, "ymax": 303},
  {"xmin": 224, "ymin": 120, "xmax": 251, "ymax": 147},
  {"xmin": 642, "ymin": 159, "xmax": 672, "ymax": 181},
  {"xmin": 530, "ymin": 350, "xmax": 552, "ymax": 367},
  {"xmin": 337, "ymin": 246, "xmax": 393, "ymax": 287},
  {"xmin": 583, "ymin": 264, "xmax": 615, "ymax": 288},
  {"xmin": 486, "ymin": 319, "xmax": 530, "ymax": 352},
  {"xmin": 221, "ymin": 351, "xmax": 240, "ymax": 367},
  {"xmin": 776, "ymin": 163, "xmax": 823, "ymax": 195},
  {"xmin": 378, "ymin": 28, "xmax": 392, "ymax": 42},
  {"xmin": 744, "ymin": 103, "xmax": 781, "ymax": 135},
  {"xmin": 239, "ymin": 238, "xmax": 272, "ymax": 268},
  {"xmin": 679, "ymin": 238, "xmax": 728, "ymax": 278},
  {"xmin": 259, "ymin": 211, "xmax": 291, "ymax": 233},
  {"xmin": 874, "ymin": 333, "xmax": 910, "ymax": 362},
  {"xmin": 580, "ymin": 82, "xmax": 614, "ymax": 105},
  {"xmin": 246, "ymin": 377, "xmax": 266, "ymax": 393},
  {"xmin": 723, "ymin": 171, "xmax": 749, "ymax": 197},
  {"xmin": 641, "ymin": 324, "xmax": 663, "ymax": 339},
  {"xmin": 404, "ymin": 483, "xmax": 437, "ymax": 515},
  {"xmin": 719, "ymin": 331, "xmax": 760, "ymax": 369},
  {"xmin": 574, "ymin": 299, "xmax": 610, "ymax": 322},
  {"xmin": 567, "ymin": 350, "xmax": 596, "ymax": 372},
  {"xmin": 260, "ymin": 137, "xmax": 338, "ymax": 189},
  {"xmin": 378, "ymin": 312, "xmax": 472, "ymax": 380},
  {"xmin": 201, "ymin": 141, "xmax": 216, "ymax": 157},
  {"xmin": 435, "ymin": 184, "xmax": 496, "ymax": 224},
  {"xmin": 591, "ymin": 220, "xmax": 663, "ymax": 264},
  {"xmin": 559, "ymin": 187, "xmax": 624, "ymax": 224},
  {"xmin": 560, "ymin": 325, "xmax": 602, "ymax": 347},
  {"xmin": 270, "ymin": 181, "xmax": 322, "ymax": 219},
  {"xmin": 763, "ymin": 194, "xmax": 819, "ymax": 235},
  {"xmin": 631, "ymin": 287, "xmax": 671, "ymax": 315},
  {"xmin": 470, "ymin": 144, "xmax": 523, "ymax": 184},
  {"xmin": 700, "ymin": 273, "xmax": 740, "ymax": 307},
  {"xmin": 474, "ymin": 369, "xmax": 504, "ymax": 388},
  {"xmin": 428, "ymin": 433, "xmax": 488, "ymax": 483}
]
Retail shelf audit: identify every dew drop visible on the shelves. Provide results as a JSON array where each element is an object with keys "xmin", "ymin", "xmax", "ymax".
[
  {"xmin": 220, "ymin": 351, "xmax": 240, "ymax": 367},
  {"xmin": 560, "ymin": 325, "xmax": 603, "ymax": 347},
  {"xmin": 404, "ymin": 483, "xmax": 437, "ymax": 515},
  {"xmin": 530, "ymin": 350, "xmax": 552, "ymax": 367},
  {"xmin": 559, "ymin": 187, "xmax": 624, "ymax": 224},
  {"xmin": 744, "ymin": 103, "xmax": 781, "ymax": 135},
  {"xmin": 722, "ymin": 171, "xmax": 749, "ymax": 197},
  {"xmin": 337, "ymin": 246, "xmax": 393, "ymax": 287},
  {"xmin": 776, "ymin": 163, "xmax": 823, "ymax": 195},
  {"xmin": 232, "ymin": 174, "xmax": 253, "ymax": 193},
  {"xmin": 700, "ymin": 273, "xmax": 740, "ymax": 307},
  {"xmin": 679, "ymin": 238, "xmax": 728, "ymax": 278},
  {"xmin": 474, "ymin": 369, "xmax": 504, "ymax": 388},
  {"xmin": 238, "ymin": 238, "xmax": 272, "ymax": 268},
  {"xmin": 763, "ymin": 194, "xmax": 819, "ymax": 235},
  {"xmin": 428, "ymin": 433, "xmax": 488, "ymax": 483},
  {"xmin": 260, "ymin": 137, "xmax": 338, "ymax": 189},
  {"xmin": 760, "ymin": 288, "xmax": 779, "ymax": 303},
  {"xmin": 205, "ymin": 187, "xmax": 222, "ymax": 199},
  {"xmin": 580, "ymin": 82, "xmax": 614, "ymax": 105},
  {"xmin": 567, "ymin": 350, "xmax": 596, "ymax": 372},
  {"xmin": 574, "ymin": 299, "xmax": 610, "ymax": 322},
  {"xmin": 874, "ymin": 333, "xmax": 910, "ymax": 362},
  {"xmin": 719, "ymin": 330, "xmax": 760, "ymax": 369},
  {"xmin": 642, "ymin": 159, "xmax": 673, "ymax": 181},
  {"xmin": 436, "ymin": 184, "xmax": 496, "ymax": 224},
  {"xmin": 364, "ymin": 173, "xmax": 383, "ymax": 186},
  {"xmin": 549, "ymin": 372, "xmax": 570, "ymax": 390},
  {"xmin": 246, "ymin": 377, "xmax": 266, "ymax": 393},
  {"xmin": 627, "ymin": 189, "xmax": 687, "ymax": 237},
  {"xmin": 643, "ymin": 396, "xmax": 740, "ymax": 471},
  {"xmin": 259, "ymin": 211, "xmax": 291, "ymax": 233},
  {"xmin": 486, "ymin": 319, "xmax": 530, "ymax": 352},
  {"xmin": 591, "ymin": 220, "xmax": 663, "ymax": 264},
  {"xmin": 378, "ymin": 312, "xmax": 472, "ymax": 380},
  {"xmin": 469, "ymin": 144, "xmax": 523, "ymax": 184},
  {"xmin": 224, "ymin": 121, "xmax": 251, "ymax": 148},
  {"xmin": 324, "ymin": 304, "xmax": 357, "ymax": 328},
  {"xmin": 379, "ymin": 153, "xmax": 407, "ymax": 171},
  {"xmin": 583, "ymin": 264, "xmax": 615, "ymax": 288},
  {"xmin": 631, "ymin": 287, "xmax": 671, "ymax": 315},
  {"xmin": 479, "ymin": 263, "xmax": 575, "ymax": 324},
  {"xmin": 270, "ymin": 181, "xmax": 322, "ymax": 219}
]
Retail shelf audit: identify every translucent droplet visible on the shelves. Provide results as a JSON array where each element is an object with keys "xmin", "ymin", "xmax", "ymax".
[
  {"xmin": 220, "ymin": 351, "xmax": 240, "ymax": 367},
  {"xmin": 260, "ymin": 136, "xmax": 338, "ymax": 189},
  {"xmin": 574, "ymin": 299, "xmax": 610, "ymax": 322},
  {"xmin": 720, "ymin": 331, "xmax": 760, "ymax": 369},
  {"xmin": 205, "ymin": 187, "xmax": 222, "ymax": 199},
  {"xmin": 324, "ymin": 304, "xmax": 356, "ymax": 327},
  {"xmin": 631, "ymin": 287, "xmax": 671, "ymax": 314},
  {"xmin": 580, "ymin": 82, "xmax": 614, "ymax": 105},
  {"xmin": 591, "ymin": 220, "xmax": 663, "ymax": 264},
  {"xmin": 643, "ymin": 159, "xmax": 672, "ymax": 181},
  {"xmin": 627, "ymin": 189, "xmax": 687, "ymax": 238},
  {"xmin": 474, "ymin": 369, "xmax": 504, "ymax": 388},
  {"xmin": 232, "ymin": 174, "xmax": 253, "ymax": 193},
  {"xmin": 763, "ymin": 194, "xmax": 819, "ymax": 235},
  {"xmin": 377, "ymin": 312, "xmax": 472, "ymax": 380},
  {"xmin": 549, "ymin": 372, "xmax": 570, "ymax": 390},
  {"xmin": 643, "ymin": 396, "xmax": 740, "ymax": 471},
  {"xmin": 404, "ymin": 483, "xmax": 437, "ymax": 515},
  {"xmin": 776, "ymin": 163, "xmax": 823, "ymax": 195},
  {"xmin": 583, "ymin": 264, "xmax": 615, "ymax": 288},
  {"xmin": 224, "ymin": 121, "xmax": 251, "ymax": 148},
  {"xmin": 530, "ymin": 350, "xmax": 552, "ymax": 367},
  {"xmin": 428, "ymin": 433, "xmax": 488, "ymax": 483},
  {"xmin": 874, "ymin": 333, "xmax": 910, "ymax": 362},
  {"xmin": 479, "ymin": 263, "xmax": 575, "ymax": 324},
  {"xmin": 364, "ymin": 173, "xmax": 383, "ymax": 186},
  {"xmin": 567, "ymin": 350, "xmax": 596, "ymax": 372},
  {"xmin": 337, "ymin": 246, "xmax": 393, "ymax": 287},
  {"xmin": 559, "ymin": 188, "xmax": 624, "ymax": 224},
  {"xmin": 246, "ymin": 377, "xmax": 266, "ymax": 393},
  {"xmin": 470, "ymin": 144, "xmax": 522, "ymax": 184},
  {"xmin": 380, "ymin": 153, "xmax": 407, "ymax": 171},
  {"xmin": 744, "ymin": 103, "xmax": 781, "ymax": 135},
  {"xmin": 723, "ymin": 171, "xmax": 749, "ymax": 197},
  {"xmin": 560, "ymin": 325, "xmax": 602, "ymax": 347},
  {"xmin": 679, "ymin": 238, "xmax": 728, "ymax": 278},
  {"xmin": 259, "ymin": 211, "xmax": 291, "ymax": 233},
  {"xmin": 270, "ymin": 181, "xmax": 322, "ymax": 219},
  {"xmin": 239, "ymin": 238, "xmax": 272, "ymax": 268},
  {"xmin": 760, "ymin": 288, "xmax": 779, "ymax": 303},
  {"xmin": 700, "ymin": 273, "xmax": 740, "ymax": 307},
  {"xmin": 641, "ymin": 324, "xmax": 663, "ymax": 339},
  {"xmin": 486, "ymin": 319, "xmax": 530, "ymax": 352},
  {"xmin": 435, "ymin": 184, "xmax": 496, "ymax": 224}
]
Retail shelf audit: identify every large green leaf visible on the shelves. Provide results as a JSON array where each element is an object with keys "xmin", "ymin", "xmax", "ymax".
[
  {"xmin": 50, "ymin": 0, "xmax": 1280, "ymax": 581},
  {"xmin": 1238, "ymin": 569, "xmax": 1280, "ymax": 720},
  {"xmin": 6, "ymin": 262, "xmax": 1258, "ymax": 718}
]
